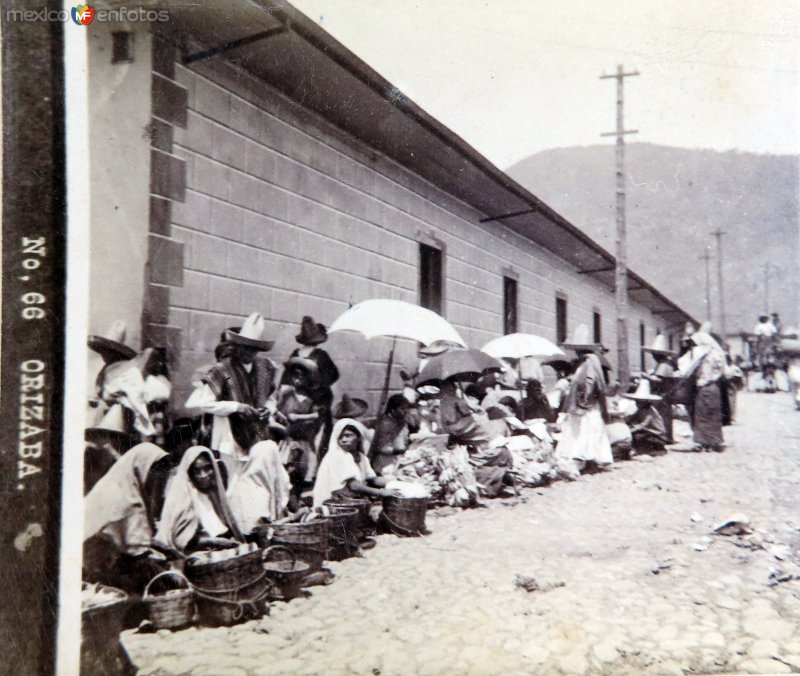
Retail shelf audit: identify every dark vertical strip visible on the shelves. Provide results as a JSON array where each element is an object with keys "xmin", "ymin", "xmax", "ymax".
[{"xmin": 0, "ymin": 2, "xmax": 66, "ymax": 674}]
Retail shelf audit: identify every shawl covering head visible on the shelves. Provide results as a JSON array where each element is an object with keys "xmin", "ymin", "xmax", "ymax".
[
  {"xmin": 83, "ymin": 442, "xmax": 167, "ymax": 555},
  {"xmin": 312, "ymin": 418, "xmax": 373, "ymax": 507},
  {"xmin": 227, "ymin": 440, "xmax": 291, "ymax": 534},
  {"xmin": 155, "ymin": 446, "xmax": 243, "ymax": 553},
  {"xmin": 564, "ymin": 353, "xmax": 608, "ymax": 419}
]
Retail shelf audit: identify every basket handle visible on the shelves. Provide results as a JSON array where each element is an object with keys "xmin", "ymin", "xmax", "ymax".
[
  {"xmin": 143, "ymin": 570, "xmax": 190, "ymax": 600},
  {"xmin": 262, "ymin": 544, "xmax": 296, "ymax": 568}
]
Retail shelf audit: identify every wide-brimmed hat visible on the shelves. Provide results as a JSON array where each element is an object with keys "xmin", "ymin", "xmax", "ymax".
[
  {"xmin": 643, "ymin": 334, "xmax": 675, "ymax": 357},
  {"xmin": 333, "ymin": 394, "xmax": 369, "ymax": 419},
  {"xmin": 561, "ymin": 324, "xmax": 603, "ymax": 352},
  {"xmin": 88, "ymin": 320, "xmax": 137, "ymax": 364},
  {"xmin": 284, "ymin": 356, "xmax": 321, "ymax": 387},
  {"xmin": 296, "ymin": 316, "xmax": 328, "ymax": 346},
  {"xmin": 224, "ymin": 313, "xmax": 274, "ymax": 351},
  {"xmin": 84, "ymin": 404, "xmax": 135, "ymax": 451},
  {"xmin": 623, "ymin": 379, "xmax": 662, "ymax": 402}
]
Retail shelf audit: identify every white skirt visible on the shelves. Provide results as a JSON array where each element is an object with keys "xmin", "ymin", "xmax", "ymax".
[{"xmin": 556, "ymin": 408, "xmax": 613, "ymax": 465}]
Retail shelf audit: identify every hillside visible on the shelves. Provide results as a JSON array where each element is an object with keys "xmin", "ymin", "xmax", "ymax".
[{"xmin": 506, "ymin": 143, "xmax": 799, "ymax": 333}]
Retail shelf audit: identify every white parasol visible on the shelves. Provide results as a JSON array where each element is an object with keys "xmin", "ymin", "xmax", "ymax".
[
  {"xmin": 329, "ymin": 299, "xmax": 466, "ymax": 409},
  {"xmin": 481, "ymin": 333, "xmax": 565, "ymax": 360}
]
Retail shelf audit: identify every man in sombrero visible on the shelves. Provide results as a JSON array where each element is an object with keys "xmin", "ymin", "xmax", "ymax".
[
  {"xmin": 185, "ymin": 312, "xmax": 278, "ymax": 478},
  {"xmin": 641, "ymin": 333, "xmax": 678, "ymax": 443}
]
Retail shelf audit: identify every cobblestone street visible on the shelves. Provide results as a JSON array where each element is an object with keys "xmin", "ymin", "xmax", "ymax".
[{"xmin": 124, "ymin": 392, "xmax": 800, "ymax": 675}]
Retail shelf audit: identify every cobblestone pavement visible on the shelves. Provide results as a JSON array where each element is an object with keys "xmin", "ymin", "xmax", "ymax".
[{"xmin": 123, "ymin": 392, "xmax": 800, "ymax": 675}]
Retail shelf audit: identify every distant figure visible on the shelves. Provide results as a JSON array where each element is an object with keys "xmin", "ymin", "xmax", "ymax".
[
  {"xmin": 679, "ymin": 331, "xmax": 726, "ymax": 452},
  {"xmin": 771, "ymin": 312, "xmax": 783, "ymax": 338}
]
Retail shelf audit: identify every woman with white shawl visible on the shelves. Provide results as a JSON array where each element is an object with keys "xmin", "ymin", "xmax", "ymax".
[
  {"xmin": 313, "ymin": 418, "xmax": 399, "ymax": 507},
  {"xmin": 678, "ymin": 331, "xmax": 727, "ymax": 451},
  {"xmin": 555, "ymin": 352, "xmax": 613, "ymax": 469},
  {"xmin": 154, "ymin": 446, "xmax": 244, "ymax": 554},
  {"xmin": 83, "ymin": 442, "xmax": 173, "ymax": 591}
]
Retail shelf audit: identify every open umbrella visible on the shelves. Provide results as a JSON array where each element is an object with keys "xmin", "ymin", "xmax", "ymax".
[
  {"xmin": 329, "ymin": 299, "xmax": 466, "ymax": 408},
  {"xmin": 416, "ymin": 348, "xmax": 503, "ymax": 386},
  {"xmin": 482, "ymin": 333, "xmax": 565, "ymax": 360},
  {"xmin": 329, "ymin": 299, "xmax": 465, "ymax": 346}
]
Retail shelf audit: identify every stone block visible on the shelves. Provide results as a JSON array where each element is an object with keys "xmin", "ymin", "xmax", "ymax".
[
  {"xmin": 209, "ymin": 200, "xmax": 243, "ymax": 241},
  {"xmin": 239, "ymin": 283, "xmax": 271, "ymax": 318},
  {"xmin": 152, "ymin": 73, "xmax": 187, "ymax": 128},
  {"xmin": 148, "ymin": 234, "xmax": 184, "ymax": 286},
  {"xmin": 148, "ymin": 117, "xmax": 173, "ymax": 152},
  {"xmin": 191, "ymin": 232, "xmax": 228, "ymax": 276},
  {"xmin": 244, "ymin": 141, "xmax": 277, "ymax": 181},
  {"xmin": 150, "ymin": 149, "xmax": 186, "ymax": 202},
  {"xmin": 208, "ymin": 275, "xmax": 242, "ymax": 316},
  {"xmin": 193, "ymin": 156, "xmax": 229, "ymax": 202},
  {"xmin": 226, "ymin": 242, "xmax": 261, "ymax": 283},
  {"xmin": 143, "ymin": 323, "xmax": 181, "ymax": 367},
  {"xmin": 240, "ymin": 211, "xmax": 275, "ymax": 251},
  {"xmin": 149, "ymin": 196, "xmax": 171, "ymax": 236},
  {"xmin": 194, "ymin": 77, "xmax": 230, "ymax": 126},
  {"xmin": 180, "ymin": 111, "xmax": 214, "ymax": 155},
  {"xmin": 143, "ymin": 283, "xmax": 170, "ymax": 325},
  {"xmin": 211, "ymin": 123, "xmax": 246, "ymax": 171},
  {"xmin": 170, "ymin": 269, "xmax": 208, "ymax": 311},
  {"xmin": 174, "ymin": 190, "xmax": 211, "ymax": 232}
]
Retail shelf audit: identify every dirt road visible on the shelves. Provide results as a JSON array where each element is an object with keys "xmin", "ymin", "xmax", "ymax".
[{"xmin": 123, "ymin": 392, "xmax": 800, "ymax": 675}]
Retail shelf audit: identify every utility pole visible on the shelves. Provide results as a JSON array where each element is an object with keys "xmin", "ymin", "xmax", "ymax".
[
  {"xmin": 763, "ymin": 262, "xmax": 770, "ymax": 314},
  {"xmin": 711, "ymin": 228, "xmax": 727, "ymax": 339},
  {"xmin": 699, "ymin": 248, "xmax": 713, "ymax": 321},
  {"xmin": 601, "ymin": 64, "xmax": 639, "ymax": 386}
]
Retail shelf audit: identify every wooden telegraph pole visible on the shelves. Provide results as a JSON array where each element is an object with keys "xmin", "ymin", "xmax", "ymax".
[
  {"xmin": 601, "ymin": 65, "xmax": 639, "ymax": 386},
  {"xmin": 711, "ymin": 228, "xmax": 727, "ymax": 338},
  {"xmin": 699, "ymin": 248, "xmax": 713, "ymax": 321}
]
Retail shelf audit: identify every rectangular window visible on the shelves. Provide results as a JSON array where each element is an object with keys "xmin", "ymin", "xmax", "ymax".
[
  {"xmin": 593, "ymin": 311, "xmax": 602, "ymax": 344},
  {"xmin": 503, "ymin": 277, "xmax": 518, "ymax": 334},
  {"xmin": 419, "ymin": 243, "xmax": 443, "ymax": 314},
  {"xmin": 640, "ymin": 321, "xmax": 646, "ymax": 370},
  {"xmin": 556, "ymin": 296, "xmax": 568, "ymax": 344}
]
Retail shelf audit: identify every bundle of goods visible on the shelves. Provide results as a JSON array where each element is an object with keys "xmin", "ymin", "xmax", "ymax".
[
  {"xmin": 394, "ymin": 442, "xmax": 481, "ymax": 508},
  {"xmin": 261, "ymin": 545, "xmax": 309, "ymax": 601},
  {"xmin": 143, "ymin": 571, "xmax": 195, "ymax": 630},
  {"xmin": 81, "ymin": 583, "xmax": 129, "ymax": 676},
  {"xmin": 184, "ymin": 542, "xmax": 270, "ymax": 626},
  {"xmin": 382, "ymin": 480, "xmax": 431, "ymax": 537},
  {"xmin": 317, "ymin": 504, "xmax": 361, "ymax": 560},
  {"xmin": 493, "ymin": 433, "xmax": 564, "ymax": 487}
]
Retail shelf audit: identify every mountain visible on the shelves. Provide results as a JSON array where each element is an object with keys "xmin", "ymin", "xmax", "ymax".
[{"xmin": 506, "ymin": 143, "xmax": 799, "ymax": 334}]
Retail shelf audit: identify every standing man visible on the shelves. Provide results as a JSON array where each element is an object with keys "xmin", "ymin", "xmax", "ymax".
[
  {"xmin": 186, "ymin": 312, "xmax": 278, "ymax": 479},
  {"xmin": 642, "ymin": 334, "xmax": 677, "ymax": 444}
]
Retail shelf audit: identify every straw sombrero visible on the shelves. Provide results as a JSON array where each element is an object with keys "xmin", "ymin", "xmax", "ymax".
[
  {"xmin": 224, "ymin": 312, "xmax": 274, "ymax": 351},
  {"xmin": 561, "ymin": 324, "xmax": 603, "ymax": 352},
  {"xmin": 333, "ymin": 394, "xmax": 368, "ymax": 419},
  {"xmin": 88, "ymin": 320, "xmax": 137, "ymax": 364},
  {"xmin": 642, "ymin": 334, "xmax": 675, "ymax": 356},
  {"xmin": 623, "ymin": 379, "xmax": 662, "ymax": 402}
]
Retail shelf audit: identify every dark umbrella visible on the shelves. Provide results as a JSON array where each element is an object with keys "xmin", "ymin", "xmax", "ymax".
[{"xmin": 416, "ymin": 348, "xmax": 503, "ymax": 386}]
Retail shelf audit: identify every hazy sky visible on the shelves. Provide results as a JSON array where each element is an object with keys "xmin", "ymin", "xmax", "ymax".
[{"xmin": 292, "ymin": 0, "xmax": 799, "ymax": 168}]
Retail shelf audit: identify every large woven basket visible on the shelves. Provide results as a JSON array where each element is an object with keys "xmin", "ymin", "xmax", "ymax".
[
  {"xmin": 80, "ymin": 586, "xmax": 128, "ymax": 676},
  {"xmin": 382, "ymin": 496, "xmax": 429, "ymax": 537},
  {"xmin": 184, "ymin": 547, "xmax": 263, "ymax": 592},
  {"xmin": 324, "ymin": 497, "xmax": 374, "ymax": 537},
  {"xmin": 268, "ymin": 519, "xmax": 330, "ymax": 573},
  {"xmin": 323, "ymin": 505, "xmax": 361, "ymax": 560},
  {"xmin": 262, "ymin": 545, "xmax": 309, "ymax": 601},
  {"xmin": 143, "ymin": 571, "xmax": 194, "ymax": 630}
]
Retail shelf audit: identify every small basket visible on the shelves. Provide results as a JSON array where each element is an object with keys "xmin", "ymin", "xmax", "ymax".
[
  {"xmin": 184, "ymin": 547, "xmax": 263, "ymax": 592},
  {"xmin": 324, "ymin": 497, "xmax": 374, "ymax": 537},
  {"xmin": 323, "ymin": 505, "xmax": 361, "ymax": 560},
  {"xmin": 382, "ymin": 496, "xmax": 430, "ymax": 537},
  {"xmin": 80, "ymin": 586, "xmax": 128, "ymax": 676},
  {"xmin": 269, "ymin": 519, "xmax": 330, "ymax": 573},
  {"xmin": 262, "ymin": 545, "xmax": 309, "ymax": 600},
  {"xmin": 143, "ymin": 571, "xmax": 195, "ymax": 630}
]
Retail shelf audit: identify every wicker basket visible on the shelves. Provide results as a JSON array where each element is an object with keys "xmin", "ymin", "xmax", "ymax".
[
  {"xmin": 80, "ymin": 586, "xmax": 128, "ymax": 676},
  {"xmin": 262, "ymin": 545, "xmax": 309, "ymax": 601},
  {"xmin": 269, "ymin": 519, "xmax": 330, "ymax": 573},
  {"xmin": 184, "ymin": 548, "xmax": 263, "ymax": 592},
  {"xmin": 324, "ymin": 497, "xmax": 374, "ymax": 537},
  {"xmin": 382, "ymin": 496, "xmax": 430, "ymax": 537},
  {"xmin": 143, "ymin": 571, "xmax": 195, "ymax": 630},
  {"xmin": 323, "ymin": 505, "xmax": 361, "ymax": 560}
]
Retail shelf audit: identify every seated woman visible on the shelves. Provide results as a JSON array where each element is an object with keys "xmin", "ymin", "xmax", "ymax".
[
  {"xmin": 312, "ymin": 418, "xmax": 400, "ymax": 507},
  {"xmin": 227, "ymin": 440, "xmax": 293, "ymax": 534},
  {"xmin": 369, "ymin": 394, "xmax": 413, "ymax": 475},
  {"xmin": 439, "ymin": 379, "xmax": 508, "ymax": 444},
  {"xmin": 82, "ymin": 442, "xmax": 174, "ymax": 593},
  {"xmin": 622, "ymin": 380, "xmax": 668, "ymax": 454},
  {"xmin": 154, "ymin": 446, "xmax": 244, "ymax": 555}
]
